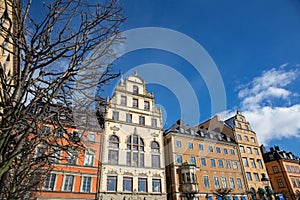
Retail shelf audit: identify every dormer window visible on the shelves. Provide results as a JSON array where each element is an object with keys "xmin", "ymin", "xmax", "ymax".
[
  {"xmin": 209, "ymin": 133, "xmax": 214, "ymax": 139},
  {"xmin": 133, "ymin": 85, "xmax": 139, "ymax": 94},
  {"xmin": 200, "ymin": 132, "xmax": 205, "ymax": 137},
  {"xmin": 180, "ymin": 128, "xmax": 184, "ymax": 133},
  {"xmin": 218, "ymin": 135, "xmax": 222, "ymax": 140}
]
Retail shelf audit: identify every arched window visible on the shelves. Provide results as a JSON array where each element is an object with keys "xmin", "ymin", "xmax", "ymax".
[
  {"xmin": 126, "ymin": 134, "xmax": 144, "ymax": 167},
  {"xmin": 133, "ymin": 85, "xmax": 139, "ymax": 94},
  {"xmin": 108, "ymin": 135, "xmax": 119, "ymax": 164},
  {"xmin": 109, "ymin": 135, "xmax": 119, "ymax": 148},
  {"xmin": 151, "ymin": 141, "xmax": 160, "ymax": 168},
  {"xmin": 151, "ymin": 141, "xmax": 160, "ymax": 153}
]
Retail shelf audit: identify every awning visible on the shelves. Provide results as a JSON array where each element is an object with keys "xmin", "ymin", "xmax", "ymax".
[
  {"xmin": 233, "ymin": 196, "xmax": 238, "ymax": 200},
  {"xmin": 208, "ymin": 196, "xmax": 213, "ymax": 200},
  {"xmin": 258, "ymin": 187, "xmax": 267, "ymax": 194},
  {"xmin": 277, "ymin": 194, "xmax": 285, "ymax": 200},
  {"xmin": 241, "ymin": 196, "xmax": 246, "ymax": 200},
  {"xmin": 217, "ymin": 196, "xmax": 222, "ymax": 200},
  {"xmin": 226, "ymin": 196, "xmax": 230, "ymax": 200}
]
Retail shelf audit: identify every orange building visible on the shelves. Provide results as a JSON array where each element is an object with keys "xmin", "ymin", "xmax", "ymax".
[
  {"xmin": 164, "ymin": 120, "xmax": 247, "ymax": 200},
  {"xmin": 34, "ymin": 109, "xmax": 103, "ymax": 200},
  {"xmin": 261, "ymin": 146, "xmax": 300, "ymax": 200}
]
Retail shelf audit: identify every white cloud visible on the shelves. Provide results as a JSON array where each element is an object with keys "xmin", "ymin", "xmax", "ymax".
[{"xmin": 236, "ymin": 65, "xmax": 300, "ymax": 145}]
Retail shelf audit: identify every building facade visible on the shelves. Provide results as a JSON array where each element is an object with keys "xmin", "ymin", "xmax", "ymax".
[
  {"xmin": 224, "ymin": 111, "xmax": 270, "ymax": 194},
  {"xmin": 165, "ymin": 119, "xmax": 247, "ymax": 200},
  {"xmin": 99, "ymin": 72, "xmax": 167, "ymax": 200},
  {"xmin": 34, "ymin": 110, "xmax": 103, "ymax": 200},
  {"xmin": 261, "ymin": 146, "xmax": 300, "ymax": 200}
]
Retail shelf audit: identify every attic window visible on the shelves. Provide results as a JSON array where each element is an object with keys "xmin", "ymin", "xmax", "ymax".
[
  {"xmin": 226, "ymin": 137, "xmax": 231, "ymax": 142},
  {"xmin": 133, "ymin": 85, "xmax": 139, "ymax": 94},
  {"xmin": 209, "ymin": 133, "xmax": 214, "ymax": 139},
  {"xmin": 180, "ymin": 128, "xmax": 184, "ymax": 133},
  {"xmin": 218, "ymin": 135, "xmax": 222, "ymax": 140},
  {"xmin": 190, "ymin": 129, "xmax": 195, "ymax": 135},
  {"xmin": 200, "ymin": 132, "xmax": 205, "ymax": 137}
]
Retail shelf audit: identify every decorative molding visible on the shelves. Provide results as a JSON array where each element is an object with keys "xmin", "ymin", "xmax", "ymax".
[
  {"xmin": 110, "ymin": 126, "xmax": 119, "ymax": 132},
  {"xmin": 107, "ymin": 169, "xmax": 118, "ymax": 174},
  {"xmin": 138, "ymin": 172, "xmax": 148, "ymax": 177},
  {"xmin": 123, "ymin": 171, "xmax": 134, "ymax": 176}
]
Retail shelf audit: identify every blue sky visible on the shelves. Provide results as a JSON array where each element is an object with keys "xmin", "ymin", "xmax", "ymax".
[{"xmin": 102, "ymin": 0, "xmax": 300, "ymax": 156}]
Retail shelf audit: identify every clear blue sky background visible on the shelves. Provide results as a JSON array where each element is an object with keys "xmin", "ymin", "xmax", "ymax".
[{"xmin": 102, "ymin": 0, "xmax": 300, "ymax": 156}]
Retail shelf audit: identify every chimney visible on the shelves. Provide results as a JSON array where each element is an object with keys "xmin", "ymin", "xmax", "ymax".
[{"xmin": 274, "ymin": 146, "xmax": 280, "ymax": 151}]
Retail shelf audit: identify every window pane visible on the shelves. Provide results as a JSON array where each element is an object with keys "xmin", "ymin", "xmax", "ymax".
[
  {"xmin": 123, "ymin": 177, "xmax": 133, "ymax": 192},
  {"xmin": 108, "ymin": 150, "xmax": 118, "ymax": 164},
  {"xmin": 138, "ymin": 178, "xmax": 147, "ymax": 192},
  {"xmin": 152, "ymin": 155, "xmax": 160, "ymax": 168},
  {"xmin": 152, "ymin": 179, "xmax": 161, "ymax": 192},
  {"xmin": 43, "ymin": 173, "xmax": 56, "ymax": 190},
  {"xmin": 107, "ymin": 176, "xmax": 117, "ymax": 191},
  {"xmin": 63, "ymin": 175, "xmax": 74, "ymax": 191},
  {"xmin": 82, "ymin": 177, "xmax": 91, "ymax": 193}
]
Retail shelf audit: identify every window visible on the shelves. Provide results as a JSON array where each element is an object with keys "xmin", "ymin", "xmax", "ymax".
[
  {"xmin": 139, "ymin": 116, "xmax": 145, "ymax": 125},
  {"xmin": 151, "ymin": 118, "xmax": 157, "ymax": 127},
  {"xmin": 208, "ymin": 145, "xmax": 213, "ymax": 152},
  {"xmin": 214, "ymin": 176, "xmax": 220, "ymax": 188},
  {"xmin": 112, "ymin": 111, "xmax": 119, "ymax": 120},
  {"xmin": 151, "ymin": 141, "xmax": 160, "ymax": 153},
  {"xmin": 230, "ymin": 149, "xmax": 235, "ymax": 155},
  {"xmin": 67, "ymin": 151, "xmax": 77, "ymax": 165},
  {"xmin": 138, "ymin": 178, "xmax": 147, "ymax": 192},
  {"xmin": 84, "ymin": 150, "xmax": 94, "ymax": 166},
  {"xmin": 226, "ymin": 160, "xmax": 231, "ymax": 169},
  {"xmin": 247, "ymin": 147, "xmax": 252, "ymax": 154},
  {"xmin": 244, "ymin": 136, "xmax": 249, "ymax": 142},
  {"xmin": 254, "ymin": 148, "xmax": 259, "ymax": 155},
  {"xmin": 218, "ymin": 159, "xmax": 224, "ymax": 168},
  {"xmin": 273, "ymin": 166, "xmax": 279, "ymax": 173},
  {"xmin": 277, "ymin": 179, "xmax": 284, "ymax": 188},
  {"xmin": 41, "ymin": 125, "xmax": 51, "ymax": 135},
  {"xmin": 107, "ymin": 176, "xmax": 117, "ymax": 191},
  {"xmin": 291, "ymin": 178, "xmax": 297, "ymax": 187},
  {"xmin": 121, "ymin": 95, "xmax": 127, "ymax": 105},
  {"xmin": 233, "ymin": 161, "xmax": 238, "ymax": 169},
  {"xmin": 210, "ymin": 159, "xmax": 216, "ymax": 167},
  {"xmin": 216, "ymin": 147, "xmax": 221, "ymax": 154},
  {"xmin": 200, "ymin": 157, "xmax": 206, "ymax": 166},
  {"xmin": 176, "ymin": 140, "xmax": 182, "ymax": 148},
  {"xmin": 43, "ymin": 173, "xmax": 56, "ymax": 190},
  {"xmin": 152, "ymin": 179, "xmax": 161, "ymax": 192},
  {"xmin": 133, "ymin": 85, "xmax": 139, "ymax": 94},
  {"xmin": 240, "ymin": 146, "xmax": 245, "ymax": 153},
  {"xmin": 257, "ymin": 159, "xmax": 263, "ymax": 169},
  {"xmin": 87, "ymin": 133, "xmax": 96, "ymax": 142},
  {"xmin": 126, "ymin": 113, "xmax": 132, "ymax": 123},
  {"xmin": 245, "ymin": 125, "xmax": 249, "ymax": 130},
  {"xmin": 123, "ymin": 177, "xmax": 133, "ymax": 192},
  {"xmin": 223, "ymin": 148, "xmax": 228, "ymax": 155},
  {"xmin": 286, "ymin": 165, "xmax": 291, "ymax": 172},
  {"xmin": 133, "ymin": 98, "xmax": 139, "ymax": 108},
  {"xmin": 176, "ymin": 154, "xmax": 183, "ymax": 164},
  {"xmin": 253, "ymin": 173, "xmax": 259, "ymax": 181},
  {"xmin": 221, "ymin": 177, "xmax": 227, "ymax": 188},
  {"xmin": 236, "ymin": 178, "xmax": 243, "ymax": 189},
  {"xmin": 250, "ymin": 158, "xmax": 256, "ymax": 168},
  {"xmin": 108, "ymin": 150, "xmax": 119, "ymax": 164},
  {"xmin": 237, "ymin": 134, "xmax": 242, "ymax": 140},
  {"xmin": 190, "ymin": 156, "xmax": 196, "ymax": 165},
  {"xmin": 188, "ymin": 142, "xmax": 194, "ymax": 150},
  {"xmin": 198, "ymin": 144, "xmax": 204, "ymax": 151},
  {"xmin": 203, "ymin": 176, "xmax": 210, "ymax": 188},
  {"xmin": 296, "ymin": 179, "xmax": 300, "ymax": 187},
  {"xmin": 152, "ymin": 155, "xmax": 160, "ymax": 168},
  {"xmin": 127, "ymin": 135, "xmax": 144, "ymax": 167},
  {"xmin": 229, "ymin": 177, "xmax": 235, "ymax": 189},
  {"xmin": 35, "ymin": 146, "xmax": 47, "ymax": 158},
  {"xmin": 237, "ymin": 123, "xmax": 241, "ymax": 128},
  {"xmin": 144, "ymin": 101, "xmax": 150, "ymax": 110},
  {"xmin": 49, "ymin": 148, "xmax": 60, "ymax": 163},
  {"xmin": 63, "ymin": 175, "xmax": 74, "ymax": 191},
  {"xmin": 246, "ymin": 172, "xmax": 252, "ymax": 181},
  {"xmin": 291, "ymin": 166, "xmax": 295, "ymax": 173},
  {"xmin": 242, "ymin": 158, "xmax": 249, "ymax": 167},
  {"xmin": 251, "ymin": 137, "xmax": 255, "ymax": 143},
  {"xmin": 81, "ymin": 177, "xmax": 92, "ymax": 193}
]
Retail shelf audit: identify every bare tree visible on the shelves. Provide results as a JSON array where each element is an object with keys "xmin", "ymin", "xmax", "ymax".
[
  {"xmin": 0, "ymin": 0, "xmax": 124, "ymax": 198},
  {"xmin": 213, "ymin": 188, "xmax": 234, "ymax": 200}
]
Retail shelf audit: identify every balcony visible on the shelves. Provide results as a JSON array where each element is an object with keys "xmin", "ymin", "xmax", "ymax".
[{"xmin": 179, "ymin": 162, "xmax": 198, "ymax": 193}]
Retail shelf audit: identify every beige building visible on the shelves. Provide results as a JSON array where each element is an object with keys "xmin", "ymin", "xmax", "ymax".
[
  {"xmin": 224, "ymin": 111, "xmax": 270, "ymax": 194},
  {"xmin": 0, "ymin": 0, "xmax": 18, "ymax": 80},
  {"xmin": 99, "ymin": 72, "xmax": 167, "ymax": 200}
]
